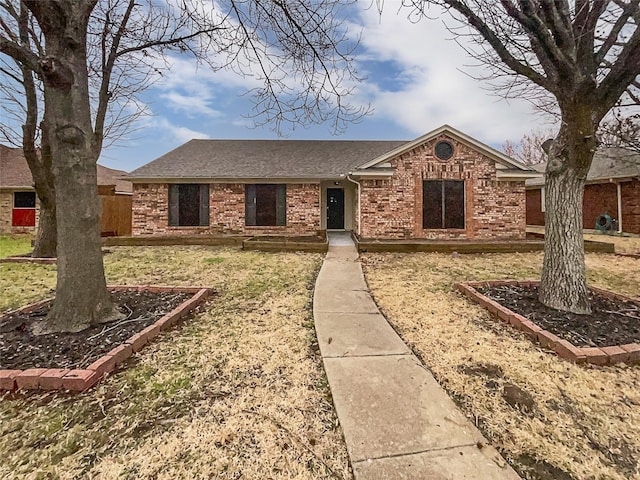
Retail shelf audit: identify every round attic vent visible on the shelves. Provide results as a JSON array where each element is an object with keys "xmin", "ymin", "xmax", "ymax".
[{"xmin": 434, "ymin": 140, "xmax": 454, "ymax": 160}]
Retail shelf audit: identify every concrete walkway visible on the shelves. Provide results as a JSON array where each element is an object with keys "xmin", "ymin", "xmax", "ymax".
[{"xmin": 313, "ymin": 232, "xmax": 520, "ymax": 480}]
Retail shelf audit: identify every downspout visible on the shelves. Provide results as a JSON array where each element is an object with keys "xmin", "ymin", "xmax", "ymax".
[
  {"xmin": 617, "ymin": 182, "xmax": 623, "ymax": 234},
  {"xmin": 346, "ymin": 173, "xmax": 361, "ymax": 236}
]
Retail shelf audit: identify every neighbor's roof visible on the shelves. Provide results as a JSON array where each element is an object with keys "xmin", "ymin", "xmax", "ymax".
[
  {"xmin": 125, "ymin": 139, "xmax": 408, "ymax": 181},
  {"xmin": 0, "ymin": 143, "xmax": 132, "ymax": 193},
  {"xmin": 526, "ymin": 147, "xmax": 640, "ymax": 187}
]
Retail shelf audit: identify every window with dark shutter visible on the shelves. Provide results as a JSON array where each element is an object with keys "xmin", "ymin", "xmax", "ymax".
[
  {"xmin": 168, "ymin": 184, "xmax": 209, "ymax": 227},
  {"xmin": 12, "ymin": 191, "xmax": 36, "ymax": 227},
  {"xmin": 422, "ymin": 180, "xmax": 465, "ymax": 229},
  {"xmin": 245, "ymin": 184, "xmax": 286, "ymax": 226}
]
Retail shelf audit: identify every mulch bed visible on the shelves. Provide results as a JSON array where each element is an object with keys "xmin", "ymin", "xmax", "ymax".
[
  {"xmin": 476, "ymin": 284, "xmax": 640, "ymax": 348},
  {"xmin": 0, "ymin": 290, "xmax": 190, "ymax": 371}
]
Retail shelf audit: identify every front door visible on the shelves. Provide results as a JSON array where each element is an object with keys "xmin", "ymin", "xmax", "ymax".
[{"xmin": 327, "ymin": 188, "xmax": 345, "ymax": 229}]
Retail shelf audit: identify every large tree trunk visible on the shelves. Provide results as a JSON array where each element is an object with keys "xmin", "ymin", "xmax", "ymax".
[
  {"xmin": 28, "ymin": 0, "xmax": 121, "ymax": 334},
  {"xmin": 539, "ymin": 164, "xmax": 590, "ymax": 313},
  {"xmin": 24, "ymin": 126, "xmax": 57, "ymax": 258},
  {"xmin": 538, "ymin": 106, "xmax": 598, "ymax": 315},
  {"xmin": 32, "ymin": 196, "xmax": 56, "ymax": 258}
]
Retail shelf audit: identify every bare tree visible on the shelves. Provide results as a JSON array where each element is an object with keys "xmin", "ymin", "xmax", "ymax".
[
  {"xmin": 502, "ymin": 129, "xmax": 556, "ymax": 165},
  {"xmin": 0, "ymin": 3, "xmax": 56, "ymax": 257},
  {"xmin": 0, "ymin": 0, "xmax": 365, "ymax": 334},
  {"xmin": 599, "ymin": 109, "xmax": 640, "ymax": 152},
  {"xmin": 391, "ymin": 0, "xmax": 640, "ymax": 314}
]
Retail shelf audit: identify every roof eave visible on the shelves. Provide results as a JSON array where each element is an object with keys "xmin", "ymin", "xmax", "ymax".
[
  {"xmin": 125, "ymin": 176, "xmax": 337, "ymax": 184},
  {"xmin": 496, "ymin": 171, "xmax": 543, "ymax": 181}
]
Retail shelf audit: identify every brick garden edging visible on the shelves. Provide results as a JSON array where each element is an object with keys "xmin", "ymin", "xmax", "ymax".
[
  {"xmin": 0, "ymin": 286, "xmax": 213, "ymax": 393},
  {"xmin": 455, "ymin": 280, "xmax": 640, "ymax": 366}
]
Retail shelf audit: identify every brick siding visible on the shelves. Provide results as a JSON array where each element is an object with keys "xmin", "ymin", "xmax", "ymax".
[
  {"xmin": 359, "ymin": 136, "xmax": 526, "ymax": 240},
  {"xmin": 526, "ymin": 179, "xmax": 640, "ymax": 235},
  {"xmin": 132, "ymin": 183, "xmax": 320, "ymax": 235}
]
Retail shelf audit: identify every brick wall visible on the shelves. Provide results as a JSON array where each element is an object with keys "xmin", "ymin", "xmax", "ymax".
[
  {"xmin": 359, "ymin": 136, "xmax": 526, "ymax": 240},
  {"xmin": 0, "ymin": 190, "xmax": 39, "ymax": 235},
  {"xmin": 526, "ymin": 180, "xmax": 640, "ymax": 235},
  {"xmin": 132, "ymin": 182, "xmax": 320, "ymax": 236},
  {"xmin": 583, "ymin": 183, "xmax": 618, "ymax": 230}
]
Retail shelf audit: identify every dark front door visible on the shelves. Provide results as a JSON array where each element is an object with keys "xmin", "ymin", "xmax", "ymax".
[{"xmin": 327, "ymin": 188, "xmax": 345, "ymax": 229}]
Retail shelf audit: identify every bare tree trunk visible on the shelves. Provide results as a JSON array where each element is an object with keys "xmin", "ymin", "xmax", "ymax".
[
  {"xmin": 539, "ymin": 165, "xmax": 590, "ymax": 314},
  {"xmin": 24, "ymin": 125, "xmax": 57, "ymax": 258},
  {"xmin": 538, "ymin": 108, "xmax": 598, "ymax": 315},
  {"xmin": 32, "ymin": 194, "xmax": 56, "ymax": 258},
  {"xmin": 27, "ymin": 0, "xmax": 121, "ymax": 334}
]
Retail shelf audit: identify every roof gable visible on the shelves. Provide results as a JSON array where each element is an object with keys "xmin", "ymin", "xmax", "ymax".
[{"xmin": 354, "ymin": 124, "xmax": 535, "ymax": 173}]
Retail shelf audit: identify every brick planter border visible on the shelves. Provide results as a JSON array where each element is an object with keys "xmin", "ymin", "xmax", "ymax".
[
  {"xmin": 454, "ymin": 280, "xmax": 640, "ymax": 366},
  {"xmin": 0, "ymin": 285, "xmax": 213, "ymax": 393}
]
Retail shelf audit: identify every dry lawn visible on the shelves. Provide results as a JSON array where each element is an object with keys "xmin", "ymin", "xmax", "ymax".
[
  {"xmin": 362, "ymin": 250, "xmax": 640, "ymax": 480},
  {"xmin": 0, "ymin": 246, "xmax": 350, "ymax": 479},
  {"xmin": 527, "ymin": 226, "xmax": 640, "ymax": 254}
]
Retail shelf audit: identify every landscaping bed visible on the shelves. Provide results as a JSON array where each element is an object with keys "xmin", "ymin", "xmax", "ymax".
[
  {"xmin": 458, "ymin": 281, "xmax": 640, "ymax": 365},
  {"xmin": 0, "ymin": 245, "xmax": 349, "ymax": 479},
  {"xmin": 362, "ymin": 249, "xmax": 640, "ymax": 480},
  {"xmin": 0, "ymin": 286, "xmax": 212, "ymax": 392}
]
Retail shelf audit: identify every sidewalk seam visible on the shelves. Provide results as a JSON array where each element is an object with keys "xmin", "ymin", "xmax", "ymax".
[{"xmin": 350, "ymin": 442, "xmax": 480, "ymax": 464}]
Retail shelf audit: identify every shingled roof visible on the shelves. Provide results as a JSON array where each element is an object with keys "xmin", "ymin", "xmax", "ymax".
[
  {"xmin": 126, "ymin": 139, "xmax": 408, "ymax": 181},
  {"xmin": 0, "ymin": 144, "xmax": 132, "ymax": 193},
  {"xmin": 526, "ymin": 147, "xmax": 640, "ymax": 187}
]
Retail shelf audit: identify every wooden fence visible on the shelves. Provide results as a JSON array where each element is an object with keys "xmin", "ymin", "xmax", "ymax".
[{"xmin": 100, "ymin": 194, "xmax": 132, "ymax": 236}]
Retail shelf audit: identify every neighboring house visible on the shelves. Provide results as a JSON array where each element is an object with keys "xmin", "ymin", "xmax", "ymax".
[
  {"xmin": 126, "ymin": 125, "xmax": 539, "ymax": 240},
  {"xmin": 0, "ymin": 144, "xmax": 133, "ymax": 236},
  {"xmin": 526, "ymin": 148, "xmax": 640, "ymax": 234}
]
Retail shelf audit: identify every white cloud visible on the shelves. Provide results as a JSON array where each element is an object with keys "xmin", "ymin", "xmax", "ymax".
[
  {"xmin": 153, "ymin": 116, "xmax": 209, "ymax": 143},
  {"xmin": 351, "ymin": 5, "xmax": 552, "ymax": 145}
]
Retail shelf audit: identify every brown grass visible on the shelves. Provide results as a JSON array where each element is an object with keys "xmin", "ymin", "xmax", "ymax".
[
  {"xmin": 362, "ymin": 251, "xmax": 640, "ymax": 480},
  {"xmin": 527, "ymin": 226, "xmax": 640, "ymax": 255},
  {"xmin": 0, "ymin": 246, "xmax": 350, "ymax": 479}
]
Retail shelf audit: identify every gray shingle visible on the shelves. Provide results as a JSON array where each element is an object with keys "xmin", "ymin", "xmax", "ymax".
[{"xmin": 126, "ymin": 139, "xmax": 408, "ymax": 180}]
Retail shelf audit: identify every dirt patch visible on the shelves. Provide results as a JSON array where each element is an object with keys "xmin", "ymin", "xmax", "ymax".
[
  {"xmin": 0, "ymin": 290, "xmax": 190, "ymax": 370},
  {"xmin": 477, "ymin": 284, "xmax": 640, "ymax": 347}
]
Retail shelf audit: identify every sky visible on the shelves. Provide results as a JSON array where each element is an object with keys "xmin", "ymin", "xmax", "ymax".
[{"xmin": 95, "ymin": 3, "xmax": 553, "ymax": 172}]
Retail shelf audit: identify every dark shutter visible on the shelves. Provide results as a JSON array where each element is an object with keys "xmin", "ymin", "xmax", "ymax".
[
  {"xmin": 245, "ymin": 184, "xmax": 256, "ymax": 226},
  {"xmin": 199, "ymin": 184, "xmax": 210, "ymax": 226},
  {"xmin": 168, "ymin": 184, "xmax": 179, "ymax": 226},
  {"xmin": 444, "ymin": 181, "xmax": 465, "ymax": 229},
  {"xmin": 276, "ymin": 184, "xmax": 286, "ymax": 226},
  {"xmin": 422, "ymin": 181, "xmax": 443, "ymax": 229}
]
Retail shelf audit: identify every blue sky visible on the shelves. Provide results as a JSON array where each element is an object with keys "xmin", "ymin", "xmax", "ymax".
[{"xmin": 97, "ymin": 3, "xmax": 551, "ymax": 172}]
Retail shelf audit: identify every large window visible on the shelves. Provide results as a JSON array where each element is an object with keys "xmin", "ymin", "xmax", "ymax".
[
  {"xmin": 245, "ymin": 184, "xmax": 286, "ymax": 226},
  {"xmin": 12, "ymin": 191, "xmax": 36, "ymax": 227},
  {"xmin": 168, "ymin": 184, "xmax": 209, "ymax": 226},
  {"xmin": 422, "ymin": 180, "xmax": 465, "ymax": 229}
]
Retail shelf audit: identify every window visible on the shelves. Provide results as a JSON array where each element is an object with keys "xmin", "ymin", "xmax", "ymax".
[
  {"xmin": 245, "ymin": 184, "xmax": 286, "ymax": 226},
  {"xmin": 422, "ymin": 180, "xmax": 465, "ymax": 229},
  {"xmin": 434, "ymin": 141, "xmax": 454, "ymax": 160},
  {"xmin": 168, "ymin": 184, "xmax": 209, "ymax": 226},
  {"xmin": 12, "ymin": 191, "xmax": 36, "ymax": 227}
]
